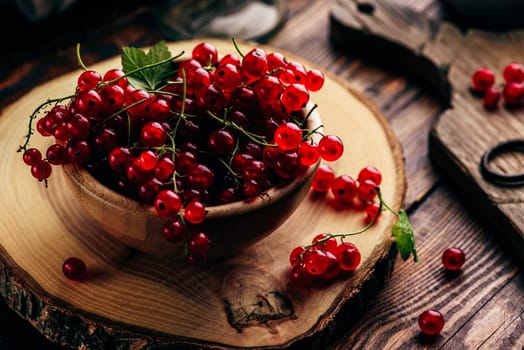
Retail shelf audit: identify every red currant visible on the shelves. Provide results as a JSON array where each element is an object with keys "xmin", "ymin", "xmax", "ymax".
[
  {"xmin": 67, "ymin": 140, "xmax": 92, "ymax": 165},
  {"xmin": 471, "ymin": 67, "xmax": 495, "ymax": 92},
  {"xmin": 298, "ymin": 141, "xmax": 319, "ymax": 166},
  {"xmin": 442, "ymin": 247, "xmax": 465, "ymax": 271},
  {"xmin": 289, "ymin": 245, "xmax": 306, "ymax": 267},
  {"xmin": 335, "ymin": 242, "xmax": 361, "ymax": 271},
  {"xmin": 311, "ymin": 164, "xmax": 335, "ymax": 192},
  {"xmin": 280, "ymin": 84, "xmax": 309, "ymax": 112},
  {"xmin": 483, "ymin": 87, "xmax": 501, "ymax": 110},
  {"xmin": 358, "ymin": 166, "xmax": 382, "ymax": 186},
  {"xmin": 162, "ymin": 217, "xmax": 186, "ymax": 242},
  {"xmin": 357, "ymin": 179, "xmax": 378, "ymax": 201},
  {"xmin": 214, "ymin": 63, "xmax": 242, "ymax": 92},
  {"xmin": 136, "ymin": 150, "xmax": 158, "ymax": 171},
  {"xmin": 502, "ymin": 62, "xmax": 524, "ymax": 83},
  {"xmin": 320, "ymin": 251, "xmax": 341, "ymax": 280},
  {"xmin": 274, "ymin": 122, "xmax": 303, "ymax": 151},
  {"xmin": 154, "ymin": 189, "xmax": 182, "ymax": 218},
  {"xmin": 289, "ymin": 263, "xmax": 314, "ymax": 286},
  {"xmin": 364, "ymin": 202, "xmax": 381, "ymax": 224},
  {"xmin": 502, "ymin": 82, "xmax": 524, "ymax": 106},
  {"xmin": 184, "ymin": 199, "xmax": 206, "ymax": 224},
  {"xmin": 31, "ymin": 160, "xmax": 52, "ymax": 180},
  {"xmin": 418, "ymin": 310, "xmax": 445, "ymax": 335},
  {"xmin": 331, "ymin": 175, "xmax": 357, "ymax": 204},
  {"xmin": 241, "ymin": 48, "xmax": 269, "ymax": 82},
  {"xmin": 23, "ymin": 148, "xmax": 42, "ymax": 166},
  {"xmin": 305, "ymin": 69, "xmax": 325, "ymax": 92},
  {"xmin": 192, "ymin": 42, "xmax": 218, "ymax": 66},
  {"xmin": 46, "ymin": 144, "xmax": 67, "ymax": 165},
  {"xmin": 141, "ymin": 122, "xmax": 167, "ymax": 147},
  {"xmin": 77, "ymin": 70, "xmax": 101, "ymax": 92},
  {"xmin": 108, "ymin": 147, "xmax": 132, "ymax": 174},
  {"xmin": 311, "ymin": 233, "xmax": 338, "ymax": 253},
  {"xmin": 62, "ymin": 257, "xmax": 87, "ymax": 281},
  {"xmin": 318, "ymin": 135, "xmax": 344, "ymax": 161},
  {"xmin": 103, "ymin": 68, "xmax": 128, "ymax": 88},
  {"xmin": 304, "ymin": 249, "xmax": 329, "ymax": 275}
]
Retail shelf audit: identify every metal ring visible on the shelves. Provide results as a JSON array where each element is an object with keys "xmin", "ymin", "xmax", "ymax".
[{"xmin": 480, "ymin": 139, "xmax": 524, "ymax": 187}]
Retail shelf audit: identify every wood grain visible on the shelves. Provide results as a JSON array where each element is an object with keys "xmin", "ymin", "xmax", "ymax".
[{"xmin": 0, "ymin": 39, "xmax": 405, "ymax": 349}]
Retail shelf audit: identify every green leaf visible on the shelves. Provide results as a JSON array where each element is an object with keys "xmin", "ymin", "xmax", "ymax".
[
  {"xmin": 121, "ymin": 41, "xmax": 173, "ymax": 91},
  {"xmin": 391, "ymin": 209, "xmax": 418, "ymax": 262}
]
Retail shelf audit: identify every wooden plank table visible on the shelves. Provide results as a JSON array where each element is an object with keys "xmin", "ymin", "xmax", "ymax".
[{"xmin": 0, "ymin": 0, "xmax": 522, "ymax": 348}]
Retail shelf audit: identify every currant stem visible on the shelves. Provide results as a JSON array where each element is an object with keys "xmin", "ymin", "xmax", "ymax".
[
  {"xmin": 232, "ymin": 38, "xmax": 244, "ymax": 58},
  {"xmin": 377, "ymin": 187, "xmax": 399, "ymax": 217},
  {"xmin": 297, "ymin": 187, "xmax": 385, "ymax": 262},
  {"xmin": 76, "ymin": 43, "xmax": 88, "ymax": 71},
  {"xmin": 207, "ymin": 111, "xmax": 276, "ymax": 147},
  {"xmin": 18, "ymin": 94, "xmax": 76, "ymax": 152}
]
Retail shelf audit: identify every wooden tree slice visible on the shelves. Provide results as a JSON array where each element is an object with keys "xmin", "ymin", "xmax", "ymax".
[
  {"xmin": 330, "ymin": 0, "xmax": 524, "ymax": 265},
  {"xmin": 0, "ymin": 39, "xmax": 405, "ymax": 349}
]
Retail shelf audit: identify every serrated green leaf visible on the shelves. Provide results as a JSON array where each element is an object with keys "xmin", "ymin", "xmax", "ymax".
[
  {"xmin": 391, "ymin": 209, "xmax": 418, "ymax": 262},
  {"xmin": 121, "ymin": 41, "xmax": 173, "ymax": 90}
]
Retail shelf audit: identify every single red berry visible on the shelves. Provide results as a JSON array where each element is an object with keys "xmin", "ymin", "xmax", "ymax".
[
  {"xmin": 188, "ymin": 232, "xmax": 210, "ymax": 255},
  {"xmin": 357, "ymin": 179, "xmax": 378, "ymax": 201},
  {"xmin": 320, "ymin": 251, "xmax": 341, "ymax": 280},
  {"xmin": 154, "ymin": 189, "xmax": 182, "ymax": 218},
  {"xmin": 287, "ymin": 61, "xmax": 307, "ymax": 84},
  {"xmin": 305, "ymin": 69, "xmax": 325, "ymax": 92},
  {"xmin": 62, "ymin": 257, "xmax": 87, "ymax": 281},
  {"xmin": 100, "ymin": 84, "xmax": 126, "ymax": 113},
  {"xmin": 298, "ymin": 141, "xmax": 319, "ymax": 166},
  {"xmin": 77, "ymin": 70, "xmax": 101, "ymax": 92},
  {"xmin": 502, "ymin": 82, "xmax": 524, "ymax": 106},
  {"xmin": 304, "ymin": 249, "xmax": 329, "ymax": 275},
  {"xmin": 335, "ymin": 242, "xmax": 361, "ymax": 271},
  {"xmin": 289, "ymin": 246, "xmax": 306, "ymax": 267},
  {"xmin": 154, "ymin": 156, "xmax": 175, "ymax": 181},
  {"xmin": 364, "ymin": 202, "xmax": 381, "ymax": 224},
  {"xmin": 31, "ymin": 160, "xmax": 52, "ymax": 180},
  {"xmin": 418, "ymin": 310, "xmax": 445, "ymax": 335},
  {"xmin": 184, "ymin": 199, "xmax": 206, "ymax": 224},
  {"xmin": 311, "ymin": 164, "xmax": 335, "ymax": 192},
  {"xmin": 66, "ymin": 113, "xmax": 91, "ymax": 139},
  {"xmin": 274, "ymin": 122, "xmax": 303, "ymax": 151},
  {"xmin": 331, "ymin": 175, "xmax": 358, "ymax": 204},
  {"xmin": 187, "ymin": 163, "xmax": 215, "ymax": 190},
  {"xmin": 207, "ymin": 129, "xmax": 235, "ymax": 156},
  {"xmin": 103, "ymin": 68, "xmax": 128, "ymax": 88},
  {"xmin": 23, "ymin": 148, "xmax": 42, "ymax": 166},
  {"xmin": 147, "ymin": 97, "xmax": 171, "ymax": 122},
  {"xmin": 162, "ymin": 217, "xmax": 186, "ymax": 242},
  {"xmin": 471, "ymin": 67, "xmax": 495, "ymax": 92},
  {"xmin": 267, "ymin": 52, "xmax": 287, "ymax": 70},
  {"xmin": 136, "ymin": 150, "xmax": 158, "ymax": 171},
  {"xmin": 126, "ymin": 89, "xmax": 150, "ymax": 117},
  {"xmin": 141, "ymin": 122, "xmax": 167, "ymax": 147},
  {"xmin": 289, "ymin": 263, "xmax": 315, "ymax": 286},
  {"xmin": 502, "ymin": 62, "xmax": 524, "ymax": 83},
  {"xmin": 67, "ymin": 140, "xmax": 92, "ymax": 165},
  {"xmin": 37, "ymin": 117, "xmax": 52, "ymax": 136},
  {"xmin": 192, "ymin": 42, "xmax": 218, "ymax": 66},
  {"xmin": 219, "ymin": 53, "xmax": 241, "ymax": 66},
  {"xmin": 442, "ymin": 247, "xmax": 466, "ymax": 271},
  {"xmin": 46, "ymin": 144, "xmax": 67, "ymax": 165},
  {"xmin": 280, "ymin": 84, "xmax": 309, "ymax": 112},
  {"xmin": 318, "ymin": 135, "xmax": 344, "ymax": 161},
  {"xmin": 358, "ymin": 166, "xmax": 382, "ymax": 186},
  {"xmin": 74, "ymin": 89, "xmax": 103, "ymax": 117},
  {"xmin": 241, "ymin": 48, "xmax": 269, "ymax": 82},
  {"xmin": 483, "ymin": 87, "xmax": 501, "ymax": 110},
  {"xmin": 254, "ymin": 75, "xmax": 284, "ymax": 103},
  {"xmin": 214, "ymin": 63, "xmax": 243, "ymax": 92},
  {"xmin": 108, "ymin": 147, "xmax": 133, "ymax": 174}
]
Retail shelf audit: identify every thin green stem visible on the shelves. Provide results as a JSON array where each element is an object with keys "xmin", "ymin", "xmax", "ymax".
[
  {"xmin": 76, "ymin": 43, "xmax": 88, "ymax": 71},
  {"xmin": 207, "ymin": 111, "xmax": 275, "ymax": 147},
  {"xmin": 232, "ymin": 38, "xmax": 244, "ymax": 58},
  {"xmin": 377, "ymin": 187, "xmax": 399, "ymax": 217},
  {"xmin": 94, "ymin": 98, "xmax": 148, "ymax": 129}
]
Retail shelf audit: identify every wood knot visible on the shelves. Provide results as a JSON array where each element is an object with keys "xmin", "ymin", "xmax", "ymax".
[{"xmin": 220, "ymin": 266, "xmax": 295, "ymax": 332}]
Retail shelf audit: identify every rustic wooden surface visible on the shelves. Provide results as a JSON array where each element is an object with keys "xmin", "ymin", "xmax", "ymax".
[
  {"xmin": 330, "ymin": 0, "xmax": 524, "ymax": 265},
  {"xmin": 0, "ymin": 0, "xmax": 522, "ymax": 349},
  {"xmin": 0, "ymin": 38, "xmax": 405, "ymax": 349}
]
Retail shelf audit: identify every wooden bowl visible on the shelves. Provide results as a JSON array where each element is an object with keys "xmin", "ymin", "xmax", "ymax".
[{"xmin": 62, "ymin": 109, "xmax": 323, "ymax": 260}]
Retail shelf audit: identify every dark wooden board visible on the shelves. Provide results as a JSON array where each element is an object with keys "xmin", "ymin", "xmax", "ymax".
[{"xmin": 329, "ymin": 0, "xmax": 524, "ymax": 265}]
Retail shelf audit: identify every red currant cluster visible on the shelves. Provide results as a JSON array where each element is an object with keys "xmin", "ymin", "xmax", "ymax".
[
  {"xmin": 471, "ymin": 62, "xmax": 524, "ymax": 109},
  {"xmin": 312, "ymin": 164, "xmax": 383, "ymax": 223},
  {"xmin": 288, "ymin": 165, "xmax": 383, "ymax": 286},
  {"xmin": 20, "ymin": 41, "xmax": 344, "ymax": 265}
]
